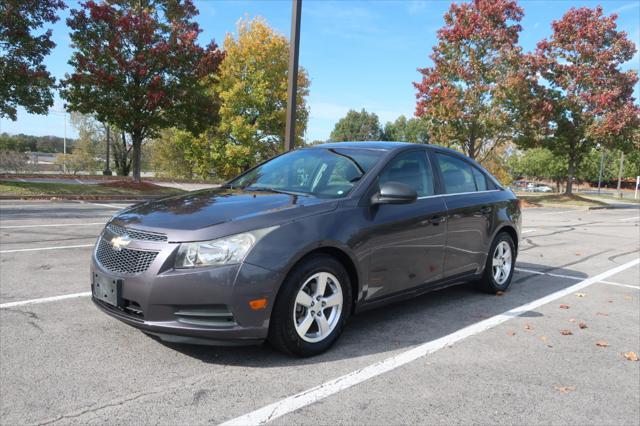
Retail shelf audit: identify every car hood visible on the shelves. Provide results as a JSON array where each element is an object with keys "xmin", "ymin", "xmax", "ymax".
[{"xmin": 111, "ymin": 188, "xmax": 338, "ymax": 242}]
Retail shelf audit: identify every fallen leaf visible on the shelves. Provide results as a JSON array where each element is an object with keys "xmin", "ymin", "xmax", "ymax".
[
  {"xmin": 524, "ymin": 324, "xmax": 534, "ymax": 331},
  {"xmin": 624, "ymin": 296, "xmax": 632, "ymax": 301},
  {"xmin": 540, "ymin": 335, "xmax": 548, "ymax": 342},
  {"xmin": 554, "ymin": 385, "xmax": 576, "ymax": 393},
  {"xmin": 596, "ymin": 312, "xmax": 609, "ymax": 316},
  {"xmin": 560, "ymin": 329, "xmax": 573, "ymax": 336},
  {"xmin": 607, "ymin": 300, "xmax": 613, "ymax": 303},
  {"xmin": 596, "ymin": 340, "xmax": 609, "ymax": 347},
  {"xmin": 579, "ymin": 322, "xmax": 587, "ymax": 329},
  {"xmin": 575, "ymin": 253, "xmax": 582, "ymax": 256},
  {"xmin": 568, "ymin": 318, "xmax": 576, "ymax": 323},
  {"xmin": 623, "ymin": 352, "xmax": 639, "ymax": 361},
  {"xmin": 496, "ymin": 291, "xmax": 505, "ymax": 296},
  {"xmin": 560, "ymin": 304, "xmax": 570, "ymax": 309},
  {"xmin": 507, "ymin": 330, "xmax": 516, "ymax": 337},
  {"xmin": 574, "ymin": 292, "xmax": 585, "ymax": 298}
]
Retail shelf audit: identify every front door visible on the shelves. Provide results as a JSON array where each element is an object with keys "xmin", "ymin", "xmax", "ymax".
[{"xmin": 364, "ymin": 150, "xmax": 447, "ymax": 300}]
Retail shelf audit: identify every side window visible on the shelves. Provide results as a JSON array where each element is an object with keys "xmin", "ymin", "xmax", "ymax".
[
  {"xmin": 379, "ymin": 151, "xmax": 434, "ymax": 197},
  {"xmin": 435, "ymin": 153, "xmax": 477, "ymax": 194},
  {"xmin": 472, "ymin": 167, "xmax": 488, "ymax": 191}
]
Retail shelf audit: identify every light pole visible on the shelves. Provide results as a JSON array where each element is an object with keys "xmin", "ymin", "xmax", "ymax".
[
  {"xmin": 596, "ymin": 143, "xmax": 605, "ymax": 195},
  {"xmin": 284, "ymin": 0, "xmax": 302, "ymax": 152},
  {"xmin": 103, "ymin": 124, "xmax": 112, "ymax": 176}
]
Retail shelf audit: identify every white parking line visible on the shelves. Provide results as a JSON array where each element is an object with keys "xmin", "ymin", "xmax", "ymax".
[
  {"xmin": 72, "ymin": 200, "xmax": 124, "ymax": 209},
  {"xmin": 221, "ymin": 258, "xmax": 640, "ymax": 426},
  {"xmin": 618, "ymin": 216, "xmax": 639, "ymax": 221},
  {"xmin": 0, "ymin": 244, "xmax": 94, "ymax": 253},
  {"xmin": 0, "ymin": 222, "xmax": 105, "ymax": 229},
  {"xmin": 522, "ymin": 229, "xmax": 537, "ymax": 234},
  {"xmin": 0, "ymin": 292, "xmax": 91, "ymax": 309},
  {"xmin": 515, "ymin": 267, "xmax": 639, "ymax": 290},
  {"xmin": 599, "ymin": 281, "xmax": 640, "ymax": 290},
  {"xmin": 539, "ymin": 209, "xmax": 587, "ymax": 215}
]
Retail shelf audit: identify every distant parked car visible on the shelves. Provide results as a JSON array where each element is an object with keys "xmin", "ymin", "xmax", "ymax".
[
  {"xmin": 534, "ymin": 185, "xmax": 553, "ymax": 193},
  {"xmin": 91, "ymin": 142, "xmax": 521, "ymax": 356}
]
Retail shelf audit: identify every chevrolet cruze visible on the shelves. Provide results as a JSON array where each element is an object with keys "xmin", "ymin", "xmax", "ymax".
[{"xmin": 92, "ymin": 142, "xmax": 521, "ymax": 356}]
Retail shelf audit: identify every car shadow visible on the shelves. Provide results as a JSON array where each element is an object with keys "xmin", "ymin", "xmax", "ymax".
[{"xmin": 157, "ymin": 262, "xmax": 587, "ymax": 366}]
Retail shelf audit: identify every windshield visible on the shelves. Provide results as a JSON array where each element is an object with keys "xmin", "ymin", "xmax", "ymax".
[{"xmin": 229, "ymin": 148, "xmax": 383, "ymax": 199}]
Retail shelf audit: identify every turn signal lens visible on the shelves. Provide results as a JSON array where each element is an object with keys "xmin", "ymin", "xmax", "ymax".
[{"xmin": 249, "ymin": 298, "xmax": 268, "ymax": 310}]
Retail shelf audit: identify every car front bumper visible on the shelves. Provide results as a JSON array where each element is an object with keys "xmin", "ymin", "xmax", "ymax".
[{"xmin": 90, "ymin": 241, "xmax": 283, "ymax": 345}]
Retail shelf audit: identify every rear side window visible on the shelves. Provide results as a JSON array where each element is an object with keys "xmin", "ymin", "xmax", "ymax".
[
  {"xmin": 435, "ymin": 153, "xmax": 477, "ymax": 194},
  {"xmin": 379, "ymin": 150, "xmax": 434, "ymax": 197},
  {"xmin": 472, "ymin": 167, "xmax": 488, "ymax": 191}
]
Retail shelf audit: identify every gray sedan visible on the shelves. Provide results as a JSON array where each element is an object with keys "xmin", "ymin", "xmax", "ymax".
[{"xmin": 91, "ymin": 142, "xmax": 521, "ymax": 356}]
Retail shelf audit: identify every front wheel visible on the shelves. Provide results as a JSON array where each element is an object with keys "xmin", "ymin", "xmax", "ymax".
[
  {"xmin": 476, "ymin": 232, "xmax": 516, "ymax": 293},
  {"xmin": 268, "ymin": 255, "xmax": 351, "ymax": 356}
]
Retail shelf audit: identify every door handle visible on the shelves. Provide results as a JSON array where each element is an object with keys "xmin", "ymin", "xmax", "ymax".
[
  {"xmin": 478, "ymin": 206, "xmax": 492, "ymax": 215},
  {"xmin": 429, "ymin": 215, "xmax": 446, "ymax": 225}
]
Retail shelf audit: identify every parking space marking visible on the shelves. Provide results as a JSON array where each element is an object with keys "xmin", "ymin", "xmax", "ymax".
[
  {"xmin": 0, "ymin": 292, "xmax": 91, "ymax": 309},
  {"xmin": 539, "ymin": 209, "xmax": 588, "ymax": 215},
  {"xmin": 72, "ymin": 200, "xmax": 125, "ymax": 209},
  {"xmin": 598, "ymin": 281, "xmax": 640, "ymax": 290},
  {"xmin": 221, "ymin": 258, "xmax": 640, "ymax": 426},
  {"xmin": 0, "ymin": 222, "xmax": 105, "ymax": 229},
  {"xmin": 0, "ymin": 244, "xmax": 94, "ymax": 253},
  {"xmin": 521, "ymin": 229, "xmax": 537, "ymax": 234},
  {"xmin": 618, "ymin": 216, "xmax": 639, "ymax": 221}
]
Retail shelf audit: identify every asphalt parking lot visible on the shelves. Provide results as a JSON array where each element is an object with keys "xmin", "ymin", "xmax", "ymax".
[{"xmin": 1, "ymin": 200, "xmax": 639, "ymax": 425}]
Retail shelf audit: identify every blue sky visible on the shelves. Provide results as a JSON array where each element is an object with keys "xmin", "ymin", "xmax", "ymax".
[{"xmin": 2, "ymin": 0, "xmax": 639, "ymax": 142}]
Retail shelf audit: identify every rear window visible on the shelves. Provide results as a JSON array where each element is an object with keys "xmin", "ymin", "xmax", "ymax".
[{"xmin": 435, "ymin": 154, "xmax": 477, "ymax": 194}]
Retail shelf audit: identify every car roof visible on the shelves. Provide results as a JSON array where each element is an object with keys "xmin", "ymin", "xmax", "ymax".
[{"xmin": 305, "ymin": 141, "xmax": 422, "ymax": 151}]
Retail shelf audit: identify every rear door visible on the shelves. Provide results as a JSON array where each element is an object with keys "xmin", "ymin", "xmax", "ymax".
[
  {"xmin": 433, "ymin": 151, "xmax": 496, "ymax": 278},
  {"xmin": 364, "ymin": 149, "xmax": 447, "ymax": 300}
]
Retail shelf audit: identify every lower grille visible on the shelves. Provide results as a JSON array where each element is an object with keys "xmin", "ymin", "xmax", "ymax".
[{"xmin": 95, "ymin": 237, "xmax": 158, "ymax": 275}]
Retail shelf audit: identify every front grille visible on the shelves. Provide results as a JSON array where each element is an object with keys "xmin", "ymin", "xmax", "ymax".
[
  {"xmin": 106, "ymin": 223, "xmax": 167, "ymax": 242},
  {"xmin": 95, "ymin": 237, "xmax": 159, "ymax": 275}
]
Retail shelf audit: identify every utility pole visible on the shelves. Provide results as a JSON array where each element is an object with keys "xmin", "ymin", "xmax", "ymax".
[
  {"xmin": 616, "ymin": 151, "xmax": 624, "ymax": 198},
  {"xmin": 596, "ymin": 143, "xmax": 605, "ymax": 195},
  {"xmin": 63, "ymin": 112, "xmax": 67, "ymax": 174},
  {"xmin": 103, "ymin": 124, "xmax": 112, "ymax": 176},
  {"xmin": 284, "ymin": 0, "xmax": 302, "ymax": 152}
]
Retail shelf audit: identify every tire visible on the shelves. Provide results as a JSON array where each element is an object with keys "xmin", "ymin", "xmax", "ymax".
[
  {"xmin": 268, "ymin": 254, "xmax": 352, "ymax": 357},
  {"xmin": 476, "ymin": 232, "xmax": 516, "ymax": 294}
]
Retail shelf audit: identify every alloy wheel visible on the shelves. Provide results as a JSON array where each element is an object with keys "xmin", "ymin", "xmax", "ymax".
[
  {"xmin": 492, "ymin": 241, "xmax": 512, "ymax": 285},
  {"xmin": 293, "ymin": 272, "xmax": 343, "ymax": 343}
]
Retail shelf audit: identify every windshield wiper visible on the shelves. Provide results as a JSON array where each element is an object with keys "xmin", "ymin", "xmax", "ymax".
[{"xmin": 244, "ymin": 186, "xmax": 312, "ymax": 197}]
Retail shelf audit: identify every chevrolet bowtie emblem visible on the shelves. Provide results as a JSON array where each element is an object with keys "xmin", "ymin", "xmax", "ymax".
[{"xmin": 110, "ymin": 234, "xmax": 131, "ymax": 251}]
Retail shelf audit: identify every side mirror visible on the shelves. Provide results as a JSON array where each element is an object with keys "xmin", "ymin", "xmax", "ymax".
[{"xmin": 371, "ymin": 181, "xmax": 418, "ymax": 205}]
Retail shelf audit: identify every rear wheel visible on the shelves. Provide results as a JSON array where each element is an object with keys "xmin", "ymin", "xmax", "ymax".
[
  {"xmin": 476, "ymin": 232, "xmax": 516, "ymax": 293},
  {"xmin": 268, "ymin": 255, "xmax": 351, "ymax": 356}
]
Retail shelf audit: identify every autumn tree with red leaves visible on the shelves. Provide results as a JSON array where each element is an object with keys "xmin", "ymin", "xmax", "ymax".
[
  {"xmin": 414, "ymin": 0, "xmax": 524, "ymax": 161},
  {"xmin": 0, "ymin": 0, "xmax": 66, "ymax": 120},
  {"xmin": 61, "ymin": 0, "xmax": 223, "ymax": 181},
  {"xmin": 512, "ymin": 6, "xmax": 639, "ymax": 194}
]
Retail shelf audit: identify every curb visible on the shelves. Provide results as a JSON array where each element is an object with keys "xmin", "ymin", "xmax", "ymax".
[{"xmin": 0, "ymin": 195, "xmax": 160, "ymax": 201}]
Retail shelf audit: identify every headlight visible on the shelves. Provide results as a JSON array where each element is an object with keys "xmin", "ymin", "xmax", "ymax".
[{"xmin": 174, "ymin": 227, "xmax": 276, "ymax": 269}]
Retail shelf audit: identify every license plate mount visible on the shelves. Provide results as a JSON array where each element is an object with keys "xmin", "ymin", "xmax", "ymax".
[{"xmin": 93, "ymin": 273, "xmax": 123, "ymax": 307}]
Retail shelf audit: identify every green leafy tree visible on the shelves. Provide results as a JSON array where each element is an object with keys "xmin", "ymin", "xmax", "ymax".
[
  {"xmin": 330, "ymin": 109, "xmax": 383, "ymax": 142},
  {"xmin": 512, "ymin": 7, "xmax": 639, "ymax": 193},
  {"xmin": 0, "ymin": 0, "xmax": 65, "ymax": 120},
  {"xmin": 383, "ymin": 115, "xmax": 430, "ymax": 143},
  {"xmin": 414, "ymin": 0, "xmax": 525, "ymax": 160},
  {"xmin": 60, "ymin": 0, "xmax": 224, "ymax": 182},
  {"xmin": 508, "ymin": 148, "xmax": 567, "ymax": 191},
  {"xmin": 209, "ymin": 17, "xmax": 310, "ymax": 179},
  {"xmin": 150, "ymin": 128, "xmax": 214, "ymax": 179}
]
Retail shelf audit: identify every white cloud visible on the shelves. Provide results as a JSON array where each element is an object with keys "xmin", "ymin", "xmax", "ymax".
[{"xmin": 612, "ymin": 2, "xmax": 640, "ymax": 15}]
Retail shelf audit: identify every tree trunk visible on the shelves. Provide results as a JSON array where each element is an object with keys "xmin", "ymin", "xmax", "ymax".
[
  {"xmin": 565, "ymin": 157, "xmax": 575, "ymax": 195},
  {"xmin": 131, "ymin": 131, "xmax": 143, "ymax": 182}
]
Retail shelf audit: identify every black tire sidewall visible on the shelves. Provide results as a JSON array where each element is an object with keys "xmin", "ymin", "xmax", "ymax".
[{"xmin": 269, "ymin": 255, "xmax": 352, "ymax": 357}]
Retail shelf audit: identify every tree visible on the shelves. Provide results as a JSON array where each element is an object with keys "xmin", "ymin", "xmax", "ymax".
[
  {"xmin": 508, "ymin": 148, "xmax": 567, "ymax": 191},
  {"xmin": 330, "ymin": 109, "xmax": 383, "ymax": 142},
  {"xmin": 149, "ymin": 128, "xmax": 214, "ymax": 179},
  {"xmin": 209, "ymin": 17, "xmax": 310, "ymax": 179},
  {"xmin": 414, "ymin": 0, "xmax": 524, "ymax": 160},
  {"xmin": 60, "ymin": 0, "xmax": 224, "ymax": 182},
  {"xmin": 513, "ymin": 7, "xmax": 639, "ymax": 194},
  {"xmin": 0, "ymin": 0, "xmax": 65, "ymax": 120},
  {"xmin": 383, "ymin": 115, "xmax": 430, "ymax": 143}
]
